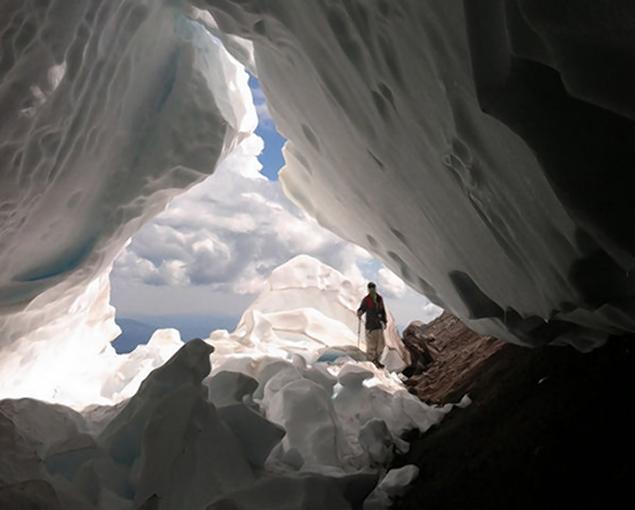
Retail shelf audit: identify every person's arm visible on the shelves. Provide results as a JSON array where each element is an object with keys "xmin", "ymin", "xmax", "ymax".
[
  {"xmin": 379, "ymin": 297, "xmax": 388, "ymax": 327},
  {"xmin": 357, "ymin": 297, "xmax": 367, "ymax": 318}
]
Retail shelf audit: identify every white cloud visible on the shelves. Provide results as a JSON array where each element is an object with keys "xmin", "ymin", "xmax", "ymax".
[
  {"xmin": 378, "ymin": 267, "xmax": 407, "ymax": 298},
  {"xmin": 421, "ymin": 301, "xmax": 444, "ymax": 323},
  {"xmin": 111, "ymin": 134, "xmax": 363, "ymax": 296}
]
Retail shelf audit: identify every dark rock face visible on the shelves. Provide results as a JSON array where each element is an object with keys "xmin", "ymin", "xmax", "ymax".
[
  {"xmin": 395, "ymin": 336, "xmax": 635, "ymax": 510},
  {"xmin": 401, "ymin": 322, "xmax": 436, "ymax": 377},
  {"xmin": 0, "ymin": 480, "xmax": 62, "ymax": 510}
]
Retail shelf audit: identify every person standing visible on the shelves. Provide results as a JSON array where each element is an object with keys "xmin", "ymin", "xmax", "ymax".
[{"xmin": 357, "ymin": 282, "xmax": 387, "ymax": 366}]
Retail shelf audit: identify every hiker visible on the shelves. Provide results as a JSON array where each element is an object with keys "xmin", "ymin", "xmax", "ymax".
[{"xmin": 357, "ymin": 282, "xmax": 387, "ymax": 366}]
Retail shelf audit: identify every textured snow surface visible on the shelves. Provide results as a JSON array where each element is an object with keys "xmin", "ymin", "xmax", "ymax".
[
  {"xmin": 0, "ymin": 339, "xmax": 432, "ymax": 510},
  {"xmin": 209, "ymin": 254, "xmax": 409, "ymax": 373},
  {"xmin": 2, "ymin": 0, "xmax": 635, "ymax": 405},
  {"xmin": 2, "ymin": 1, "xmax": 635, "ymax": 503},
  {"xmin": 0, "ymin": 308, "xmax": 448, "ymax": 509},
  {"xmin": 194, "ymin": 0, "xmax": 635, "ymax": 351},
  {"xmin": 0, "ymin": 255, "xmax": 447, "ymax": 507},
  {"xmin": 201, "ymin": 256, "xmax": 450, "ymax": 479},
  {"xmin": 0, "ymin": 0, "xmax": 256, "ymax": 403},
  {"xmin": 209, "ymin": 256, "xmax": 453, "ymax": 475}
]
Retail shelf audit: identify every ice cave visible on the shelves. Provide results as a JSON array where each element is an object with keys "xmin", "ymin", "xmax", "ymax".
[{"xmin": 2, "ymin": 1, "xmax": 635, "ymax": 509}]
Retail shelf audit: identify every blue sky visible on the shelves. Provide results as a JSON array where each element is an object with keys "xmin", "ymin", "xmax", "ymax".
[{"xmin": 249, "ymin": 74, "xmax": 286, "ymax": 180}]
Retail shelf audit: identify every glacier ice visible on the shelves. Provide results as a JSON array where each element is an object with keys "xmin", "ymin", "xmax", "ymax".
[
  {"xmin": 0, "ymin": 0, "xmax": 256, "ymax": 404},
  {"xmin": 2, "ymin": 0, "xmax": 634, "ymax": 407},
  {"xmin": 216, "ymin": 402, "xmax": 286, "ymax": 468},
  {"xmin": 208, "ymin": 254, "xmax": 410, "ymax": 373},
  {"xmin": 1, "ymin": 255, "xmax": 453, "ymax": 508},
  {"xmin": 206, "ymin": 370, "xmax": 259, "ymax": 408},
  {"xmin": 201, "ymin": 256, "xmax": 446, "ymax": 475},
  {"xmin": 0, "ymin": 329, "xmax": 448, "ymax": 509},
  {"xmin": 3, "ymin": 0, "xmax": 635, "ymax": 505},
  {"xmin": 194, "ymin": 0, "xmax": 635, "ymax": 351}
]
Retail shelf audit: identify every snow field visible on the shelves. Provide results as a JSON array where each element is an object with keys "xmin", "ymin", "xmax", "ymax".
[{"xmin": 1, "ymin": 256, "xmax": 458, "ymax": 508}]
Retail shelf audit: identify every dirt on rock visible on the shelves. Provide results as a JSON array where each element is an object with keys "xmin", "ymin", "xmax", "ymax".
[{"xmin": 395, "ymin": 316, "xmax": 635, "ymax": 510}]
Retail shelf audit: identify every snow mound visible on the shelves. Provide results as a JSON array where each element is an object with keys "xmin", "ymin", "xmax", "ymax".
[
  {"xmin": 0, "ymin": 336, "xmax": 450, "ymax": 509},
  {"xmin": 209, "ymin": 254, "xmax": 409, "ymax": 371},
  {"xmin": 195, "ymin": 256, "xmax": 453, "ymax": 479},
  {"xmin": 0, "ymin": 253, "xmax": 455, "ymax": 507}
]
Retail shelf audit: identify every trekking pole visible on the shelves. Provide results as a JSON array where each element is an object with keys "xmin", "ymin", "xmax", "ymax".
[{"xmin": 357, "ymin": 317, "xmax": 361, "ymax": 349}]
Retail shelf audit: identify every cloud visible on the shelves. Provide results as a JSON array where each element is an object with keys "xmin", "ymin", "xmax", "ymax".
[
  {"xmin": 378, "ymin": 267, "xmax": 407, "ymax": 298},
  {"xmin": 111, "ymin": 134, "xmax": 364, "ymax": 296},
  {"xmin": 110, "ymin": 134, "xmax": 442, "ymax": 329},
  {"xmin": 421, "ymin": 302, "xmax": 444, "ymax": 323}
]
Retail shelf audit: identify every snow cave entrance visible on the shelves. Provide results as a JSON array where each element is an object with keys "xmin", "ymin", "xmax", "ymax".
[{"xmin": 109, "ymin": 74, "xmax": 289, "ymax": 353}]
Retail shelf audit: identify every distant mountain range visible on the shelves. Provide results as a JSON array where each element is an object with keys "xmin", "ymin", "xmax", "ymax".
[{"xmin": 112, "ymin": 314, "xmax": 239, "ymax": 353}]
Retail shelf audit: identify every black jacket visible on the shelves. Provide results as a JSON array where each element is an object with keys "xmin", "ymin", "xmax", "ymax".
[{"xmin": 358, "ymin": 294, "xmax": 387, "ymax": 331}]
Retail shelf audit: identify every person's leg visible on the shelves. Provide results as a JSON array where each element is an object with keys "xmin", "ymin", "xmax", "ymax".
[
  {"xmin": 365, "ymin": 329, "xmax": 378, "ymax": 361},
  {"xmin": 377, "ymin": 329, "xmax": 386, "ymax": 359},
  {"xmin": 372, "ymin": 329, "xmax": 386, "ymax": 367}
]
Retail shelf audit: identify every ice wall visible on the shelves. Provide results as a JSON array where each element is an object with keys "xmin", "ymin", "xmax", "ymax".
[
  {"xmin": 2, "ymin": 0, "xmax": 635, "ymax": 402},
  {"xmin": 197, "ymin": 0, "xmax": 635, "ymax": 350},
  {"xmin": 0, "ymin": 0, "xmax": 256, "ymax": 401}
]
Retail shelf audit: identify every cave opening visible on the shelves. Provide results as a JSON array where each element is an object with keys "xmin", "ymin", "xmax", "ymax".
[
  {"xmin": 5, "ymin": 2, "xmax": 635, "ymax": 508},
  {"xmin": 108, "ymin": 73, "xmax": 289, "ymax": 352},
  {"xmin": 0, "ymin": 8, "xmax": 448, "ymax": 503},
  {"xmin": 107, "ymin": 69, "xmax": 440, "ymax": 356}
]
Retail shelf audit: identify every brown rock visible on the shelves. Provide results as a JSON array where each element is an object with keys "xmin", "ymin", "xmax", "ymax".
[{"xmin": 406, "ymin": 312, "xmax": 504, "ymax": 404}]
